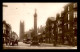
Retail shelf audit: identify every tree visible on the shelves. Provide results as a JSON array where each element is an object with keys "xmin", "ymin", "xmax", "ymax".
[
  {"xmin": 31, "ymin": 30, "xmax": 35, "ymax": 38},
  {"xmin": 45, "ymin": 17, "xmax": 56, "ymax": 43}
]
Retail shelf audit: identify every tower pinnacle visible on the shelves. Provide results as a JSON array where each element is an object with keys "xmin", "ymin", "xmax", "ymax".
[{"xmin": 34, "ymin": 8, "xmax": 37, "ymax": 17}]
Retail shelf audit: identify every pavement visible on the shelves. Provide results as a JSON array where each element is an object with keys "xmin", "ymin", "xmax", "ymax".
[{"xmin": 3, "ymin": 42, "xmax": 77, "ymax": 49}]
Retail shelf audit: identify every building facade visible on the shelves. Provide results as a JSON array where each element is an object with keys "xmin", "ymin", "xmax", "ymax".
[
  {"xmin": 63, "ymin": 3, "xmax": 77, "ymax": 45},
  {"xmin": 55, "ymin": 3, "xmax": 77, "ymax": 45},
  {"xmin": 45, "ymin": 2, "xmax": 77, "ymax": 46},
  {"xmin": 3, "ymin": 21, "xmax": 12, "ymax": 44},
  {"xmin": 56, "ymin": 13, "xmax": 64, "ymax": 44}
]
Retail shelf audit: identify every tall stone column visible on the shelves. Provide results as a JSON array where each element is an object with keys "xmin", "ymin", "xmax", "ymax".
[
  {"xmin": 34, "ymin": 9, "xmax": 37, "ymax": 36},
  {"xmin": 30, "ymin": 9, "xmax": 39, "ymax": 46}
]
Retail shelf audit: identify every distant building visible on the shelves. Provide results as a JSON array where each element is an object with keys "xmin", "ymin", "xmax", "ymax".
[
  {"xmin": 38, "ymin": 25, "xmax": 45, "ymax": 33},
  {"xmin": 19, "ymin": 21, "xmax": 24, "ymax": 41}
]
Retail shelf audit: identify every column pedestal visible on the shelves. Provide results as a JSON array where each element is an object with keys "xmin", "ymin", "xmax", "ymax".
[{"xmin": 30, "ymin": 36, "xmax": 40, "ymax": 46}]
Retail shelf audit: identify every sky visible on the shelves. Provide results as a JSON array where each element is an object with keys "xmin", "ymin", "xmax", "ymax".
[{"xmin": 3, "ymin": 3, "xmax": 69, "ymax": 37}]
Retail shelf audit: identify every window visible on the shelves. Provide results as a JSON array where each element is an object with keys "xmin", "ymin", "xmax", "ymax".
[
  {"xmin": 73, "ymin": 27, "xmax": 75, "ymax": 29},
  {"xmin": 68, "ymin": 14, "xmax": 70, "ymax": 20},
  {"xmin": 3, "ymin": 24, "xmax": 6, "ymax": 34},
  {"xmin": 59, "ymin": 28, "xmax": 62, "ymax": 33},
  {"xmin": 64, "ymin": 23, "xmax": 66, "ymax": 25},
  {"xmin": 73, "ymin": 12, "xmax": 77, "ymax": 18},
  {"xmin": 3, "ymin": 30, "xmax": 4, "ymax": 34},
  {"xmin": 57, "ymin": 21, "xmax": 59, "ymax": 26},
  {"xmin": 52, "ymin": 24, "xmax": 54, "ymax": 28},
  {"xmin": 68, "ymin": 6, "xmax": 69, "ymax": 11},
  {"xmin": 51, "ymin": 30, "xmax": 53, "ymax": 34},
  {"xmin": 58, "ymin": 20, "xmax": 62, "ymax": 25},
  {"xmin": 68, "ymin": 24, "xmax": 70, "ymax": 29},
  {"xmin": 58, "ymin": 27, "xmax": 59, "ymax": 34},
  {"xmin": 60, "ymin": 20, "xmax": 62, "ymax": 24},
  {"xmin": 60, "ymin": 30, "xmax": 62, "ymax": 33},
  {"xmin": 4, "ymin": 30, "xmax": 6, "ymax": 34},
  {"xmin": 3, "ymin": 24, "xmax": 6, "ymax": 30},
  {"xmin": 58, "ymin": 27, "xmax": 62, "ymax": 34},
  {"xmin": 73, "ymin": 3, "xmax": 77, "ymax": 8}
]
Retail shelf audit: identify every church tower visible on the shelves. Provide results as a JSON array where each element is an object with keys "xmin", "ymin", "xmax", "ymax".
[{"xmin": 19, "ymin": 20, "xmax": 24, "ymax": 41}]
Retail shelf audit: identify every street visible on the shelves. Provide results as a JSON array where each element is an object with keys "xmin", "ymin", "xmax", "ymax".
[{"xmin": 3, "ymin": 42, "xmax": 77, "ymax": 49}]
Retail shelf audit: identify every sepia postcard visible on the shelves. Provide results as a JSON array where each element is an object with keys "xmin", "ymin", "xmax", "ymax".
[{"xmin": 3, "ymin": 2, "xmax": 77, "ymax": 49}]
